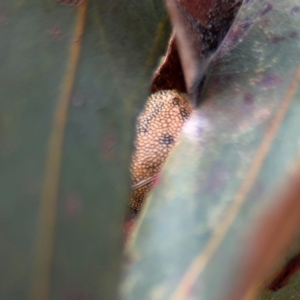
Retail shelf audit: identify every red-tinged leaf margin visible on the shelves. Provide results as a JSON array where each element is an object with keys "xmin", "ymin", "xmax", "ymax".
[
  {"xmin": 227, "ymin": 161, "xmax": 300, "ymax": 300},
  {"xmin": 267, "ymin": 253, "xmax": 300, "ymax": 292}
]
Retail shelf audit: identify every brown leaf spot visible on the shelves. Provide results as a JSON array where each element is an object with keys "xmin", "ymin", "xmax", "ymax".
[
  {"xmin": 102, "ymin": 133, "xmax": 117, "ymax": 161},
  {"xmin": 261, "ymin": 3, "xmax": 273, "ymax": 16},
  {"xmin": 47, "ymin": 27, "xmax": 62, "ymax": 40},
  {"xmin": 258, "ymin": 74, "xmax": 282, "ymax": 89},
  {"xmin": 291, "ymin": 6, "xmax": 300, "ymax": 15},
  {"xmin": 65, "ymin": 193, "xmax": 81, "ymax": 221},
  {"xmin": 272, "ymin": 36, "xmax": 286, "ymax": 44},
  {"xmin": 289, "ymin": 31, "xmax": 298, "ymax": 39},
  {"xmin": 244, "ymin": 93, "xmax": 254, "ymax": 105}
]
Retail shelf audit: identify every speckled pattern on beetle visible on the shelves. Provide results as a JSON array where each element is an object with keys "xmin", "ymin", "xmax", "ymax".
[{"xmin": 130, "ymin": 90, "xmax": 192, "ymax": 211}]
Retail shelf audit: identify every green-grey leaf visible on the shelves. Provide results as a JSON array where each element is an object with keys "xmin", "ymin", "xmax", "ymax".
[
  {"xmin": 121, "ymin": 1, "xmax": 300, "ymax": 299},
  {"xmin": 0, "ymin": 1, "xmax": 170, "ymax": 299}
]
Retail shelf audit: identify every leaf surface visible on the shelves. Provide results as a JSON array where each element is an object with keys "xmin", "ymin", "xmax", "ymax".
[
  {"xmin": 122, "ymin": 1, "xmax": 300, "ymax": 299},
  {"xmin": 0, "ymin": 1, "xmax": 170, "ymax": 299}
]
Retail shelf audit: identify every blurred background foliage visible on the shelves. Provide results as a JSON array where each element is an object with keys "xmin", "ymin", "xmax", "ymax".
[{"xmin": 0, "ymin": 0, "xmax": 170, "ymax": 299}]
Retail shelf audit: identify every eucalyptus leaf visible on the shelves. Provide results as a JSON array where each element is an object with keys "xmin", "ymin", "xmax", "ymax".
[
  {"xmin": 0, "ymin": 1, "xmax": 169, "ymax": 299},
  {"xmin": 122, "ymin": 1, "xmax": 300, "ymax": 299}
]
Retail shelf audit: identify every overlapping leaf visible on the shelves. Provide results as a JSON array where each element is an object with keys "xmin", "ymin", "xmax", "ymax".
[{"xmin": 122, "ymin": 1, "xmax": 300, "ymax": 299}]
